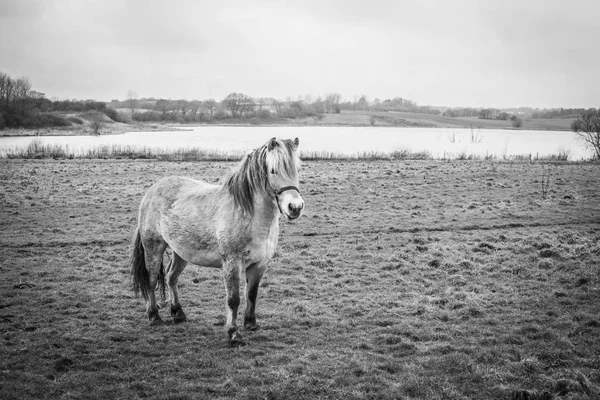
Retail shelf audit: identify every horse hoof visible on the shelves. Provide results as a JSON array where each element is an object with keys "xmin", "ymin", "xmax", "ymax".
[
  {"xmin": 244, "ymin": 322, "xmax": 259, "ymax": 331},
  {"xmin": 229, "ymin": 331, "xmax": 245, "ymax": 346},
  {"xmin": 171, "ymin": 305, "xmax": 187, "ymax": 324},
  {"xmin": 148, "ymin": 309, "xmax": 163, "ymax": 325},
  {"xmin": 173, "ymin": 312, "xmax": 187, "ymax": 324}
]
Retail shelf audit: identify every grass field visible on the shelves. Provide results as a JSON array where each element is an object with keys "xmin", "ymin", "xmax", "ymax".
[
  {"xmin": 323, "ymin": 111, "xmax": 575, "ymax": 131},
  {"xmin": 1, "ymin": 158, "xmax": 599, "ymax": 399}
]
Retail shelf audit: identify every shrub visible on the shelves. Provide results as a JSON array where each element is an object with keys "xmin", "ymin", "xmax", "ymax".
[
  {"xmin": 213, "ymin": 109, "xmax": 228, "ymax": 120},
  {"xmin": 40, "ymin": 114, "xmax": 70, "ymax": 127},
  {"xmin": 103, "ymin": 108, "xmax": 121, "ymax": 122},
  {"xmin": 21, "ymin": 113, "xmax": 72, "ymax": 128},
  {"xmin": 0, "ymin": 112, "xmax": 5, "ymax": 130},
  {"xmin": 256, "ymin": 109, "xmax": 272, "ymax": 119},
  {"xmin": 511, "ymin": 115, "xmax": 523, "ymax": 128},
  {"xmin": 67, "ymin": 116, "xmax": 84, "ymax": 124},
  {"xmin": 196, "ymin": 112, "xmax": 211, "ymax": 123},
  {"xmin": 134, "ymin": 111, "xmax": 162, "ymax": 122},
  {"xmin": 280, "ymin": 108, "xmax": 297, "ymax": 119},
  {"xmin": 159, "ymin": 113, "xmax": 178, "ymax": 122}
]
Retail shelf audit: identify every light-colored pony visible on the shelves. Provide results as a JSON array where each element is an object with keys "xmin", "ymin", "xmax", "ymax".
[{"xmin": 130, "ymin": 137, "xmax": 304, "ymax": 343}]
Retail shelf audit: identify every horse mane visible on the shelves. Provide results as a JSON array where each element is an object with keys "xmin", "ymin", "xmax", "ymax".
[{"xmin": 225, "ymin": 139, "xmax": 299, "ymax": 215}]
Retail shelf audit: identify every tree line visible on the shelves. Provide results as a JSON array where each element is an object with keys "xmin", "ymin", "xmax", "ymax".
[
  {"xmin": 2, "ymin": 69, "xmax": 599, "ymax": 132},
  {"xmin": 443, "ymin": 106, "xmax": 599, "ymax": 121},
  {"xmin": 116, "ymin": 92, "xmax": 346, "ymax": 124},
  {"xmin": 0, "ymin": 71, "xmax": 122, "ymax": 129},
  {"xmin": 115, "ymin": 93, "xmax": 447, "ymax": 124}
]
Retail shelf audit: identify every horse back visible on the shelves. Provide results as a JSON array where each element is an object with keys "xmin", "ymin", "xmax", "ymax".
[{"xmin": 138, "ymin": 176, "xmax": 225, "ymax": 263}]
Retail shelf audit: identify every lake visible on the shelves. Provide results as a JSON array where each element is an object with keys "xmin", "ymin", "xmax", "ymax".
[{"xmin": 0, "ymin": 126, "xmax": 591, "ymax": 160}]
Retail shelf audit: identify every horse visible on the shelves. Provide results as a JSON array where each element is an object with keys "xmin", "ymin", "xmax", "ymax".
[{"xmin": 130, "ymin": 137, "xmax": 304, "ymax": 343}]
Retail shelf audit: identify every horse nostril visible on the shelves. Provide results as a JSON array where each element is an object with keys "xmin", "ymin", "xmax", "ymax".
[{"xmin": 288, "ymin": 203, "xmax": 302, "ymax": 214}]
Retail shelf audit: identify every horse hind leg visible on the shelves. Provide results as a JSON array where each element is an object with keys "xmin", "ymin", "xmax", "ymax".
[
  {"xmin": 157, "ymin": 248, "xmax": 173, "ymax": 309},
  {"xmin": 143, "ymin": 240, "xmax": 168, "ymax": 325},
  {"xmin": 167, "ymin": 251, "xmax": 188, "ymax": 324}
]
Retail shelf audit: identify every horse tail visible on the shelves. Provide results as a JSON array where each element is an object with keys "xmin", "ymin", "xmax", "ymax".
[
  {"xmin": 131, "ymin": 227, "xmax": 149, "ymax": 301},
  {"xmin": 130, "ymin": 227, "xmax": 166, "ymax": 301}
]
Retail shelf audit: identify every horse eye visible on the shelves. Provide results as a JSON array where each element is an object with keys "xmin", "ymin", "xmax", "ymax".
[{"xmin": 270, "ymin": 168, "xmax": 276, "ymax": 174}]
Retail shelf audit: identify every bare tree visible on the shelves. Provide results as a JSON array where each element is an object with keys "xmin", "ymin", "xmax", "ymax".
[
  {"xmin": 271, "ymin": 99, "xmax": 284, "ymax": 116},
  {"xmin": 12, "ymin": 77, "xmax": 31, "ymax": 115},
  {"xmin": 189, "ymin": 100, "xmax": 202, "ymax": 117},
  {"xmin": 155, "ymin": 99, "xmax": 170, "ymax": 116},
  {"xmin": 571, "ymin": 109, "xmax": 600, "ymax": 159},
  {"xmin": 177, "ymin": 100, "xmax": 190, "ymax": 116},
  {"xmin": 0, "ymin": 72, "xmax": 11, "ymax": 108},
  {"xmin": 127, "ymin": 90, "xmax": 138, "ymax": 120},
  {"xmin": 89, "ymin": 112, "xmax": 105, "ymax": 135},
  {"xmin": 223, "ymin": 93, "xmax": 246, "ymax": 118},
  {"xmin": 255, "ymin": 97, "xmax": 268, "ymax": 110},
  {"xmin": 204, "ymin": 99, "xmax": 217, "ymax": 118},
  {"xmin": 325, "ymin": 93, "xmax": 341, "ymax": 114},
  {"xmin": 239, "ymin": 95, "xmax": 255, "ymax": 117}
]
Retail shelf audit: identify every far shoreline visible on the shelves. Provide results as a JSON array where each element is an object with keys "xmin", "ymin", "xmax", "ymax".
[
  {"xmin": 0, "ymin": 121, "xmax": 573, "ymax": 138},
  {"xmin": 0, "ymin": 110, "xmax": 575, "ymax": 137}
]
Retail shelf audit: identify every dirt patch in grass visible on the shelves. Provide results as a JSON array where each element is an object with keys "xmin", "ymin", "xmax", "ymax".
[{"xmin": 1, "ymin": 159, "xmax": 599, "ymax": 399}]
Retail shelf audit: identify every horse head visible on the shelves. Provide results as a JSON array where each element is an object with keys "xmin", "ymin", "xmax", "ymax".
[{"xmin": 265, "ymin": 137, "xmax": 304, "ymax": 220}]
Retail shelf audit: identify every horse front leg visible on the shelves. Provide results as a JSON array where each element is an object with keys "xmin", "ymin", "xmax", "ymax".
[
  {"xmin": 223, "ymin": 259, "xmax": 243, "ymax": 344},
  {"xmin": 244, "ymin": 262, "xmax": 266, "ymax": 331}
]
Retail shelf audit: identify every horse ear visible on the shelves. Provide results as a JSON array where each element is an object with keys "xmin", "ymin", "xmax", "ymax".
[
  {"xmin": 293, "ymin": 137, "xmax": 299, "ymax": 149},
  {"xmin": 268, "ymin": 137, "xmax": 278, "ymax": 151}
]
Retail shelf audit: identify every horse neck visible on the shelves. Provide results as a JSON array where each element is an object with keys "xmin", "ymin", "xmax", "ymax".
[
  {"xmin": 252, "ymin": 186, "xmax": 279, "ymax": 219},
  {"xmin": 222, "ymin": 170, "xmax": 279, "ymax": 220}
]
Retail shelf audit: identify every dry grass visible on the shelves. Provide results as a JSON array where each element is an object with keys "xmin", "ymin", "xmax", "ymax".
[
  {"xmin": 1, "ymin": 140, "xmax": 578, "ymax": 162},
  {"xmin": 1, "ymin": 159, "xmax": 599, "ymax": 399}
]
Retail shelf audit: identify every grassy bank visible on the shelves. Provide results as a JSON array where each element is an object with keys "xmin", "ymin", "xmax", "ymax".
[
  {"xmin": 0, "ymin": 138, "xmax": 579, "ymax": 162},
  {"xmin": 0, "ymin": 117, "xmax": 188, "ymax": 137},
  {"xmin": 369, "ymin": 111, "xmax": 575, "ymax": 131},
  {"xmin": 1, "ymin": 159, "xmax": 599, "ymax": 399},
  {"xmin": 0, "ymin": 110, "xmax": 575, "ymax": 137}
]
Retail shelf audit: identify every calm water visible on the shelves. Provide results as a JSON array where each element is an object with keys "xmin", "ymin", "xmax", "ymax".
[{"xmin": 0, "ymin": 126, "xmax": 591, "ymax": 160}]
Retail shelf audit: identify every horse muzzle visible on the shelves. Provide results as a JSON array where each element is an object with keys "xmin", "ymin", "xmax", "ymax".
[
  {"xmin": 275, "ymin": 186, "xmax": 304, "ymax": 220},
  {"xmin": 286, "ymin": 201, "xmax": 304, "ymax": 220}
]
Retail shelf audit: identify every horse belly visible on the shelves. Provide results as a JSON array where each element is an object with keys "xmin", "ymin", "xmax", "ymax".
[
  {"xmin": 166, "ymin": 229, "xmax": 223, "ymax": 269},
  {"xmin": 189, "ymin": 249, "xmax": 223, "ymax": 269}
]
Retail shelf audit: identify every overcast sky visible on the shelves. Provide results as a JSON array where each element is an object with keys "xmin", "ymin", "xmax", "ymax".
[{"xmin": 1, "ymin": 0, "xmax": 598, "ymax": 108}]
